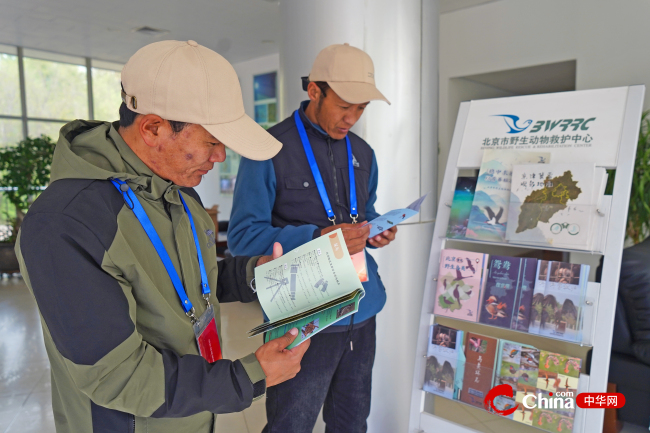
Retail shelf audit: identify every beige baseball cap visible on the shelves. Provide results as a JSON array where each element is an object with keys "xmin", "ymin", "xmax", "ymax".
[
  {"xmin": 121, "ymin": 40, "xmax": 281, "ymax": 161},
  {"xmin": 303, "ymin": 43, "xmax": 390, "ymax": 105}
]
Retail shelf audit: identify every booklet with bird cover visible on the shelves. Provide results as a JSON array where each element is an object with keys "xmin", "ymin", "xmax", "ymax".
[
  {"xmin": 479, "ymin": 255, "xmax": 528, "ymax": 329},
  {"xmin": 466, "ymin": 150, "xmax": 551, "ymax": 242},
  {"xmin": 433, "ymin": 249, "xmax": 489, "ymax": 323},
  {"xmin": 423, "ymin": 325, "xmax": 465, "ymax": 399},
  {"xmin": 460, "ymin": 332, "xmax": 498, "ymax": 408},
  {"xmin": 249, "ymin": 229, "xmax": 365, "ymax": 349}
]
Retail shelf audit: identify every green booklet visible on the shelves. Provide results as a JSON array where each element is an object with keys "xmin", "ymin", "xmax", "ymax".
[{"xmin": 248, "ymin": 229, "xmax": 365, "ymax": 349}]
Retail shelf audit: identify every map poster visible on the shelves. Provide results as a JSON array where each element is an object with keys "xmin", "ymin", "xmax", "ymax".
[
  {"xmin": 506, "ymin": 163, "xmax": 597, "ymax": 249},
  {"xmin": 457, "ymin": 87, "xmax": 628, "ymax": 169}
]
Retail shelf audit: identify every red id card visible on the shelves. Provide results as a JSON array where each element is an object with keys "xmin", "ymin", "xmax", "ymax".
[{"xmin": 193, "ymin": 304, "xmax": 222, "ymax": 362}]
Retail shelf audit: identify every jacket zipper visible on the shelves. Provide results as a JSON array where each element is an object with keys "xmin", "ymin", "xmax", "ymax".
[
  {"xmin": 326, "ymin": 137, "xmax": 344, "ymax": 223},
  {"xmin": 130, "ymin": 414, "xmax": 135, "ymax": 433}
]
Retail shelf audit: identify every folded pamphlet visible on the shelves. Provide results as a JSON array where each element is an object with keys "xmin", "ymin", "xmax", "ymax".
[
  {"xmin": 363, "ymin": 193, "xmax": 428, "ymax": 238},
  {"xmin": 249, "ymin": 229, "xmax": 364, "ymax": 349}
]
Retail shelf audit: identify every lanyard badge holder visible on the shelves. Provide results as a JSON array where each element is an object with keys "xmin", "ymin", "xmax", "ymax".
[
  {"xmin": 111, "ymin": 179, "xmax": 223, "ymax": 362},
  {"xmin": 294, "ymin": 111, "xmax": 369, "ymax": 282}
]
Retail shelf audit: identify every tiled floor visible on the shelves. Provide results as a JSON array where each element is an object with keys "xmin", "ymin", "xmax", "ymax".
[{"xmin": 0, "ymin": 277, "xmax": 646, "ymax": 433}]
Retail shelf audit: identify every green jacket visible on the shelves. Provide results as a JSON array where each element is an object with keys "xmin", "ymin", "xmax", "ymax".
[{"xmin": 16, "ymin": 120, "xmax": 266, "ymax": 433}]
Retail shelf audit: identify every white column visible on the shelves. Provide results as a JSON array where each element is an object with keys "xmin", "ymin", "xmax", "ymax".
[{"xmin": 279, "ymin": 2, "xmax": 438, "ymax": 432}]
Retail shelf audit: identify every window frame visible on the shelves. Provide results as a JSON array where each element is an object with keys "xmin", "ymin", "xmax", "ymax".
[{"xmin": 0, "ymin": 45, "xmax": 123, "ymax": 143}]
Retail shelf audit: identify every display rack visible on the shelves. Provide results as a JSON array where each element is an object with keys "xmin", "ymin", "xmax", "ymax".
[{"xmin": 408, "ymin": 86, "xmax": 645, "ymax": 433}]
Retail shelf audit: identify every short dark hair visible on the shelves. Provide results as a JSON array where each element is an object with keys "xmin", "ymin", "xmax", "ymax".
[
  {"xmin": 314, "ymin": 81, "xmax": 330, "ymax": 97},
  {"xmin": 118, "ymin": 102, "xmax": 189, "ymax": 134},
  {"xmin": 301, "ymin": 77, "xmax": 330, "ymax": 97}
]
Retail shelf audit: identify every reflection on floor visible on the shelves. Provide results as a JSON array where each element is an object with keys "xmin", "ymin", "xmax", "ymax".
[{"xmin": 0, "ymin": 277, "xmax": 646, "ymax": 433}]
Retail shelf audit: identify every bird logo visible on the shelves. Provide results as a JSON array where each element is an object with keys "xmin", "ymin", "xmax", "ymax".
[
  {"xmin": 465, "ymin": 258, "xmax": 476, "ymax": 274},
  {"xmin": 493, "ymin": 114, "xmax": 533, "ymax": 134},
  {"xmin": 484, "ymin": 206, "xmax": 504, "ymax": 225}
]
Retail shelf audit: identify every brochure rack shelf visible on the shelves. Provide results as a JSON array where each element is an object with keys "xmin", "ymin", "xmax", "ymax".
[
  {"xmin": 408, "ymin": 86, "xmax": 645, "ymax": 433},
  {"xmin": 419, "ymin": 371, "xmax": 590, "ymax": 433},
  {"xmin": 432, "ymin": 280, "xmax": 599, "ymax": 347}
]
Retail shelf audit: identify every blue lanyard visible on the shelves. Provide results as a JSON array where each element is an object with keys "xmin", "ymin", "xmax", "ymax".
[
  {"xmin": 111, "ymin": 179, "xmax": 210, "ymax": 319},
  {"xmin": 293, "ymin": 110, "xmax": 357, "ymax": 224}
]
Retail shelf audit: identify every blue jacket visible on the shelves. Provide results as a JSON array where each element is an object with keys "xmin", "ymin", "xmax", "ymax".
[{"xmin": 228, "ymin": 101, "xmax": 387, "ymax": 328}]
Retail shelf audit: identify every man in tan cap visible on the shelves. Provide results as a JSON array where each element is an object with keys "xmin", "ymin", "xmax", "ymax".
[
  {"xmin": 229, "ymin": 43, "xmax": 396, "ymax": 432},
  {"xmin": 15, "ymin": 40, "xmax": 309, "ymax": 433}
]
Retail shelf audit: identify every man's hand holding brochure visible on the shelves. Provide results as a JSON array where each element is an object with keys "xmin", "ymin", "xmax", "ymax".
[{"xmin": 249, "ymin": 229, "xmax": 365, "ymax": 349}]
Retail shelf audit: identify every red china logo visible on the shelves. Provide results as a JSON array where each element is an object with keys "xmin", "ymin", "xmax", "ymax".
[{"xmin": 484, "ymin": 384, "xmax": 518, "ymax": 416}]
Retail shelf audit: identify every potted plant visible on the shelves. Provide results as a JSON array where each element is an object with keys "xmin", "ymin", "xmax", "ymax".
[
  {"xmin": 0, "ymin": 135, "xmax": 56, "ymax": 273},
  {"xmin": 605, "ymin": 111, "xmax": 650, "ymax": 245}
]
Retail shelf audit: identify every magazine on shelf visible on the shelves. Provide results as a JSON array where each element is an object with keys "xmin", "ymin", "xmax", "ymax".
[
  {"xmin": 446, "ymin": 177, "xmax": 477, "ymax": 239},
  {"xmin": 250, "ymin": 229, "xmax": 364, "ymax": 349},
  {"xmin": 493, "ymin": 340, "xmax": 539, "ymax": 421},
  {"xmin": 460, "ymin": 333, "xmax": 498, "ymax": 408},
  {"xmin": 529, "ymin": 260, "xmax": 550, "ymax": 334},
  {"xmin": 466, "ymin": 149, "xmax": 550, "ymax": 242},
  {"xmin": 537, "ymin": 262, "xmax": 590, "ymax": 342},
  {"xmin": 510, "ymin": 257, "xmax": 538, "ymax": 332},
  {"xmin": 506, "ymin": 163, "xmax": 607, "ymax": 251},
  {"xmin": 433, "ymin": 249, "xmax": 489, "ymax": 322},
  {"xmin": 479, "ymin": 256, "xmax": 526, "ymax": 329},
  {"xmin": 423, "ymin": 325, "xmax": 465, "ymax": 399}
]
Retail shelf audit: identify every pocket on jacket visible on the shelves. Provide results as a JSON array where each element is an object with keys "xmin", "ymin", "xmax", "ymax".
[{"xmin": 284, "ymin": 175, "xmax": 317, "ymax": 190}]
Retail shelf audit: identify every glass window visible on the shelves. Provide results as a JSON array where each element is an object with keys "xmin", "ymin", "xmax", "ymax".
[
  {"xmin": 0, "ymin": 119, "xmax": 23, "ymax": 147},
  {"xmin": 24, "ymin": 57, "xmax": 88, "ymax": 120},
  {"xmin": 92, "ymin": 67, "xmax": 122, "ymax": 122},
  {"xmin": 28, "ymin": 121, "xmax": 66, "ymax": 141},
  {"xmin": 0, "ymin": 53, "xmax": 21, "ymax": 116}
]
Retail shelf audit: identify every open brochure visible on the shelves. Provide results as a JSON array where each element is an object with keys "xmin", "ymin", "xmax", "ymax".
[
  {"xmin": 363, "ymin": 193, "xmax": 428, "ymax": 237},
  {"xmin": 249, "ymin": 229, "xmax": 365, "ymax": 349}
]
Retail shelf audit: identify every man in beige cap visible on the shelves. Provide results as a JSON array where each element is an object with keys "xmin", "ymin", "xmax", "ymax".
[
  {"xmin": 229, "ymin": 43, "xmax": 396, "ymax": 432},
  {"xmin": 16, "ymin": 40, "xmax": 309, "ymax": 433}
]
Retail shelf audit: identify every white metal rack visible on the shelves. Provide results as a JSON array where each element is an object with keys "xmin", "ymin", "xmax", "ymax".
[{"xmin": 408, "ymin": 86, "xmax": 645, "ymax": 433}]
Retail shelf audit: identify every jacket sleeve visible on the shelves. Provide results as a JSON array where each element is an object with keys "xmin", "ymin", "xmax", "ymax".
[
  {"xmin": 365, "ymin": 151, "xmax": 381, "ymax": 249},
  {"xmin": 17, "ymin": 212, "xmax": 265, "ymax": 418},
  {"xmin": 216, "ymin": 255, "xmax": 261, "ymax": 303},
  {"xmin": 227, "ymin": 157, "xmax": 318, "ymax": 256}
]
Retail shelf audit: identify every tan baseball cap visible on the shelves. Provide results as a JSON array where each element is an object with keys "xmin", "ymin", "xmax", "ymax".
[
  {"xmin": 121, "ymin": 40, "xmax": 281, "ymax": 161},
  {"xmin": 303, "ymin": 43, "xmax": 390, "ymax": 105}
]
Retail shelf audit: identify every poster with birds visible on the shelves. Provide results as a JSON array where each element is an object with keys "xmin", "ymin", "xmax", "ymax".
[
  {"xmin": 434, "ymin": 249, "xmax": 489, "ymax": 322},
  {"xmin": 466, "ymin": 149, "xmax": 550, "ymax": 242}
]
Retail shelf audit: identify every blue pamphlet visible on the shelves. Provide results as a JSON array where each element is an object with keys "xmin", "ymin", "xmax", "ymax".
[{"xmin": 364, "ymin": 193, "xmax": 428, "ymax": 237}]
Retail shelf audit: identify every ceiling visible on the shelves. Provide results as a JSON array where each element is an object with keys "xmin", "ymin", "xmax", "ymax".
[{"xmin": 0, "ymin": 0, "xmax": 281, "ymax": 65}]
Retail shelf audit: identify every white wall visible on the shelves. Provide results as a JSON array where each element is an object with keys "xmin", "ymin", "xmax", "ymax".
[
  {"xmin": 439, "ymin": 0, "xmax": 650, "ymax": 184},
  {"xmin": 194, "ymin": 53, "xmax": 280, "ymax": 220}
]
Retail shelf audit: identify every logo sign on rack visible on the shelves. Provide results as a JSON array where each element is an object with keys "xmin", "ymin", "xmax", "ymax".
[{"xmin": 457, "ymin": 87, "xmax": 629, "ymax": 169}]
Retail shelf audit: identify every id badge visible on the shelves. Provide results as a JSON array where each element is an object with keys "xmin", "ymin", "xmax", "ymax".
[
  {"xmin": 351, "ymin": 251, "xmax": 369, "ymax": 283},
  {"xmin": 193, "ymin": 304, "xmax": 223, "ymax": 362}
]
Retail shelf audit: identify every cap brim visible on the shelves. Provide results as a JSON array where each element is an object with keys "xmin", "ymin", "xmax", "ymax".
[
  {"xmin": 328, "ymin": 81, "xmax": 391, "ymax": 105},
  {"xmin": 203, "ymin": 114, "xmax": 282, "ymax": 161}
]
